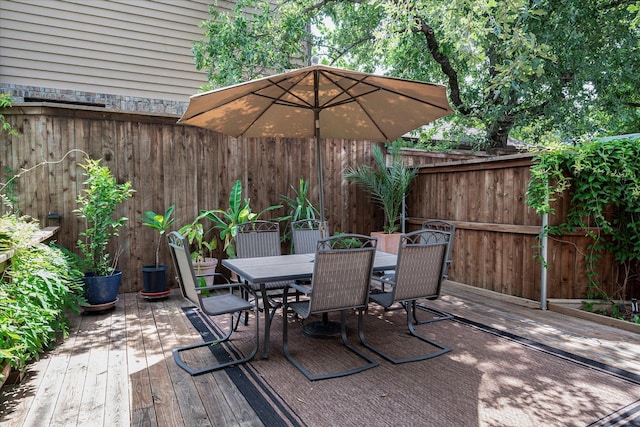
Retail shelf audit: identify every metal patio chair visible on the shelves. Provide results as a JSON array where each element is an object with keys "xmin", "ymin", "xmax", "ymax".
[
  {"xmin": 282, "ymin": 234, "xmax": 379, "ymax": 381},
  {"xmin": 362, "ymin": 229, "xmax": 452, "ymax": 364},
  {"xmin": 422, "ymin": 219, "xmax": 456, "ymax": 279},
  {"xmin": 236, "ymin": 220, "xmax": 296, "ymax": 316},
  {"xmin": 291, "ymin": 219, "xmax": 327, "ymax": 290},
  {"xmin": 414, "ymin": 220, "xmax": 457, "ymax": 324},
  {"xmin": 291, "ymin": 219, "xmax": 327, "ymax": 254},
  {"xmin": 168, "ymin": 231, "xmax": 259, "ymax": 376},
  {"xmin": 236, "ymin": 220, "xmax": 299, "ymax": 357}
]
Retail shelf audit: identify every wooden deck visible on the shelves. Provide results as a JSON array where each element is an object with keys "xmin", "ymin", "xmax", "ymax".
[{"xmin": 1, "ymin": 281, "xmax": 638, "ymax": 427}]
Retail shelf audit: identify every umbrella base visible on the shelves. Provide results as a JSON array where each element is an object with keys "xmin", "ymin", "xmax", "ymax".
[{"xmin": 302, "ymin": 319, "xmax": 342, "ymax": 338}]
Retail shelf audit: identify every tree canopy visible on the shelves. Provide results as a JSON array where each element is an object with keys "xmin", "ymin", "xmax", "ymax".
[{"xmin": 194, "ymin": 0, "xmax": 639, "ymax": 148}]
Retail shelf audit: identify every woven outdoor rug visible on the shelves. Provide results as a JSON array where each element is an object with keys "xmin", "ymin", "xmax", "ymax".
[{"xmin": 183, "ymin": 305, "xmax": 640, "ymax": 427}]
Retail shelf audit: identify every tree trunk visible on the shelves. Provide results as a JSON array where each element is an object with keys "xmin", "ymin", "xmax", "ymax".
[{"xmin": 486, "ymin": 115, "xmax": 515, "ymax": 149}]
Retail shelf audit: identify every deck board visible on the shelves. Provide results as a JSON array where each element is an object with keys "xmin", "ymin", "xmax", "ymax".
[
  {"xmin": 20, "ymin": 308, "xmax": 85, "ymax": 426},
  {"xmin": 124, "ymin": 292, "xmax": 157, "ymax": 426},
  {"xmin": 104, "ymin": 296, "xmax": 130, "ymax": 427},
  {"xmin": 161, "ymin": 299, "xmax": 215, "ymax": 427},
  {"xmin": 137, "ymin": 296, "xmax": 184, "ymax": 427},
  {"xmin": 51, "ymin": 310, "xmax": 111, "ymax": 426},
  {"xmin": 1, "ymin": 284, "xmax": 638, "ymax": 426},
  {"xmin": 0, "ymin": 338, "xmax": 54, "ymax": 426},
  {"xmin": 75, "ymin": 307, "xmax": 115, "ymax": 427}
]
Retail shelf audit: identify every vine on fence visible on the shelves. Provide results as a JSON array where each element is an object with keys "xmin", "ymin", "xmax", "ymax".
[{"xmin": 526, "ymin": 136, "xmax": 640, "ymax": 310}]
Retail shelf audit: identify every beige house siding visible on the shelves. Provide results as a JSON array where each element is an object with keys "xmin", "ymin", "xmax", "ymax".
[{"xmin": 0, "ymin": 0, "xmax": 238, "ymax": 113}]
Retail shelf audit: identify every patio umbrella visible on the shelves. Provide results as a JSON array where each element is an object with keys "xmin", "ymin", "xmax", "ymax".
[{"xmin": 178, "ymin": 64, "xmax": 454, "ymax": 229}]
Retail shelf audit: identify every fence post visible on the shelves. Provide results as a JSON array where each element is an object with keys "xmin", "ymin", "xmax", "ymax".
[{"xmin": 540, "ymin": 178, "xmax": 549, "ymax": 310}]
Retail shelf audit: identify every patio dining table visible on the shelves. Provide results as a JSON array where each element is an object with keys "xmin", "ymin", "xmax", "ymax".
[{"xmin": 223, "ymin": 251, "xmax": 398, "ymax": 359}]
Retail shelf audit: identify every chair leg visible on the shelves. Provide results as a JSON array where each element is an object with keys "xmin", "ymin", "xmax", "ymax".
[
  {"xmin": 412, "ymin": 300, "xmax": 453, "ymax": 324},
  {"xmin": 283, "ymin": 309, "xmax": 378, "ymax": 381},
  {"xmin": 232, "ymin": 312, "xmax": 242, "ymax": 331},
  {"xmin": 260, "ymin": 285, "xmax": 273, "ymax": 359},
  {"xmin": 382, "ymin": 301, "xmax": 452, "ymax": 322},
  {"xmin": 174, "ymin": 311, "xmax": 259, "ymax": 376},
  {"xmin": 405, "ymin": 303, "xmax": 450, "ymax": 361},
  {"xmin": 361, "ymin": 302, "xmax": 450, "ymax": 365},
  {"xmin": 239, "ymin": 287, "xmax": 250, "ymax": 326}
]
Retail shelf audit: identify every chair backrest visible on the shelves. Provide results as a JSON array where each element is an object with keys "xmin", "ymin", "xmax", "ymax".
[
  {"xmin": 167, "ymin": 231, "xmax": 201, "ymax": 306},
  {"xmin": 308, "ymin": 234, "xmax": 377, "ymax": 314},
  {"xmin": 291, "ymin": 219, "xmax": 327, "ymax": 254},
  {"xmin": 421, "ymin": 219, "xmax": 455, "ymax": 275},
  {"xmin": 392, "ymin": 229, "xmax": 450, "ymax": 302},
  {"xmin": 236, "ymin": 220, "xmax": 281, "ymax": 258},
  {"xmin": 421, "ymin": 219, "xmax": 456, "ymax": 234}
]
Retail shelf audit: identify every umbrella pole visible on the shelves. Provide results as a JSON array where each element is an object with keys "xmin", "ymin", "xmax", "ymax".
[
  {"xmin": 303, "ymin": 106, "xmax": 342, "ymax": 338},
  {"xmin": 315, "ymin": 108, "xmax": 328, "ymax": 239}
]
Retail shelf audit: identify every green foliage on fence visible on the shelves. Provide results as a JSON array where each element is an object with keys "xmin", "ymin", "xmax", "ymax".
[{"xmin": 527, "ymin": 136, "xmax": 640, "ymax": 301}]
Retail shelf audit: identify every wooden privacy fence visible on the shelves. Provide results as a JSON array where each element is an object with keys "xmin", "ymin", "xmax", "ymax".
[
  {"xmin": 401, "ymin": 150, "xmax": 620, "ymax": 301},
  {"xmin": 0, "ymin": 104, "xmax": 623, "ymax": 299},
  {"xmin": 0, "ymin": 104, "xmax": 385, "ymax": 293}
]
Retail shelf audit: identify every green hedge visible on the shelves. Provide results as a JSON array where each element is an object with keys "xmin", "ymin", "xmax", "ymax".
[{"xmin": 0, "ymin": 216, "xmax": 84, "ymax": 380}]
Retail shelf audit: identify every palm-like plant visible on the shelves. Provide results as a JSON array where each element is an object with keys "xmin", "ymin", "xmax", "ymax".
[
  {"xmin": 280, "ymin": 177, "xmax": 320, "ymax": 248},
  {"xmin": 139, "ymin": 205, "xmax": 176, "ymax": 267},
  {"xmin": 344, "ymin": 145, "xmax": 417, "ymax": 233}
]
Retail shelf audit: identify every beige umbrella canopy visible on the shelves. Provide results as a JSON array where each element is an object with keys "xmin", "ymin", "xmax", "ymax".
[{"xmin": 179, "ymin": 64, "xmax": 453, "ymax": 225}]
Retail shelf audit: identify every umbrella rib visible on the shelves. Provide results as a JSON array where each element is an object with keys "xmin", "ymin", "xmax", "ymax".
[
  {"xmin": 320, "ymin": 69, "xmax": 451, "ymax": 111},
  {"xmin": 317, "ymin": 72, "xmax": 393, "ymax": 140},
  {"xmin": 258, "ymin": 72, "xmax": 316, "ymax": 109},
  {"xmin": 319, "ymin": 70, "xmax": 452, "ymax": 140},
  {"xmin": 237, "ymin": 72, "xmax": 317, "ymax": 135},
  {"xmin": 178, "ymin": 81, "xmax": 275, "ymax": 125},
  {"xmin": 316, "ymin": 70, "xmax": 368, "ymax": 109}
]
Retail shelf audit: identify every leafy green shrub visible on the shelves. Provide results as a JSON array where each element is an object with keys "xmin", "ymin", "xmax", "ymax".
[
  {"xmin": 0, "ymin": 216, "xmax": 84, "ymax": 380},
  {"xmin": 527, "ymin": 136, "xmax": 640, "ymax": 306},
  {"xmin": 74, "ymin": 158, "xmax": 135, "ymax": 276},
  {"xmin": 0, "ymin": 93, "xmax": 19, "ymax": 138}
]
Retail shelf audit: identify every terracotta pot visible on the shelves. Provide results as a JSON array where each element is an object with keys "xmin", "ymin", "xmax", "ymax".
[{"xmin": 370, "ymin": 231, "xmax": 402, "ymax": 254}]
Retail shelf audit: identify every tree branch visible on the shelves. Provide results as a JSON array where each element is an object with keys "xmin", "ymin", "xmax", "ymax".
[
  {"xmin": 417, "ymin": 19, "xmax": 470, "ymax": 115},
  {"xmin": 516, "ymin": 100, "xmax": 550, "ymax": 118},
  {"xmin": 603, "ymin": 0, "xmax": 635, "ymax": 9},
  {"xmin": 300, "ymin": 0, "xmax": 365, "ymax": 16},
  {"xmin": 325, "ymin": 35, "xmax": 376, "ymax": 64}
]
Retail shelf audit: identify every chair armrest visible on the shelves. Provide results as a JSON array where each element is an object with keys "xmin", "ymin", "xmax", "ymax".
[
  {"xmin": 371, "ymin": 274, "xmax": 396, "ymax": 286},
  {"xmin": 193, "ymin": 272, "xmax": 250, "ymax": 292},
  {"xmin": 286, "ymin": 281, "xmax": 312, "ymax": 296},
  {"xmin": 196, "ymin": 283, "xmax": 239, "ymax": 292},
  {"xmin": 195, "ymin": 272, "xmax": 225, "ymax": 279}
]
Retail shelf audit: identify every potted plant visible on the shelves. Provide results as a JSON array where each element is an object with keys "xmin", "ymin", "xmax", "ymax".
[
  {"xmin": 178, "ymin": 214, "xmax": 219, "ymax": 286},
  {"xmin": 74, "ymin": 158, "xmax": 134, "ymax": 308},
  {"xmin": 139, "ymin": 205, "xmax": 175, "ymax": 296},
  {"xmin": 199, "ymin": 179, "xmax": 287, "ymax": 259},
  {"xmin": 344, "ymin": 144, "xmax": 417, "ymax": 253}
]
